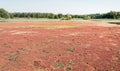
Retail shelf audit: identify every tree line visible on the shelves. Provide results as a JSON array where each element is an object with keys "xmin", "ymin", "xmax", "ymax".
[{"xmin": 0, "ymin": 8, "xmax": 120, "ymax": 20}]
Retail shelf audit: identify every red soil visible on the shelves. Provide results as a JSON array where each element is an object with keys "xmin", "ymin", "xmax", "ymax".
[{"xmin": 0, "ymin": 22, "xmax": 120, "ymax": 71}]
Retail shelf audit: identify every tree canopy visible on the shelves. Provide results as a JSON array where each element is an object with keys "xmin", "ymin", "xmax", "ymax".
[
  {"xmin": 0, "ymin": 8, "xmax": 120, "ymax": 20},
  {"xmin": 0, "ymin": 8, "xmax": 10, "ymax": 19}
]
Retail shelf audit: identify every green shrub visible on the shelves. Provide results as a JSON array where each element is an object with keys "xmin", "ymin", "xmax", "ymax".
[
  {"xmin": 83, "ymin": 16, "xmax": 91, "ymax": 20},
  {"xmin": 61, "ymin": 15, "xmax": 72, "ymax": 20}
]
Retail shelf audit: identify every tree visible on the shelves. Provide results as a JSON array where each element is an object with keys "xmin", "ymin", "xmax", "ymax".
[
  {"xmin": 61, "ymin": 14, "xmax": 72, "ymax": 20},
  {"xmin": 9, "ymin": 13, "xmax": 14, "ymax": 18},
  {"xmin": 0, "ymin": 8, "xmax": 10, "ymax": 19},
  {"xmin": 1, "ymin": 8, "xmax": 120, "ymax": 20},
  {"xmin": 108, "ymin": 11, "xmax": 118, "ymax": 19},
  {"xmin": 54, "ymin": 15, "xmax": 59, "ymax": 19},
  {"xmin": 47, "ymin": 13, "xmax": 55, "ymax": 19},
  {"xmin": 66, "ymin": 15, "xmax": 72, "ymax": 20},
  {"xmin": 58, "ymin": 14, "xmax": 63, "ymax": 18},
  {"xmin": 83, "ymin": 16, "xmax": 91, "ymax": 20}
]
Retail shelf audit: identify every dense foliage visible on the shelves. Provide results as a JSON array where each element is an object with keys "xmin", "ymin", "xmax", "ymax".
[
  {"xmin": 86, "ymin": 11, "xmax": 120, "ymax": 19},
  {"xmin": 0, "ymin": 8, "xmax": 120, "ymax": 19},
  {"xmin": 0, "ymin": 8, "xmax": 10, "ymax": 19},
  {"xmin": 9, "ymin": 13, "xmax": 74, "ymax": 20}
]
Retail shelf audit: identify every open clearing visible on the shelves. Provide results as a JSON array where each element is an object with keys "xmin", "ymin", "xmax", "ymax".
[{"xmin": 0, "ymin": 21, "xmax": 120, "ymax": 71}]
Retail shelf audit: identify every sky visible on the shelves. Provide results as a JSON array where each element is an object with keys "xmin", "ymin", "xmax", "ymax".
[{"xmin": 0, "ymin": 0, "xmax": 120, "ymax": 15}]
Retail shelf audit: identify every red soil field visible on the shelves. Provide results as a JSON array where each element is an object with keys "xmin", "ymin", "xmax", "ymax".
[{"xmin": 0, "ymin": 22, "xmax": 120, "ymax": 71}]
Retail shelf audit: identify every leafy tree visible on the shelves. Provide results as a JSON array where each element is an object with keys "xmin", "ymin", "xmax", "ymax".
[
  {"xmin": 48, "ymin": 13, "xmax": 55, "ymax": 19},
  {"xmin": 0, "ymin": 8, "xmax": 10, "ymax": 19},
  {"xmin": 61, "ymin": 14, "xmax": 72, "ymax": 20},
  {"xmin": 54, "ymin": 15, "xmax": 59, "ymax": 19},
  {"xmin": 67, "ymin": 15, "xmax": 72, "ymax": 20},
  {"xmin": 9, "ymin": 13, "xmax": 14, "ymax": 18},
  {"xmin": 83, "ymin": 16, "xmax": 91, "ymax": 20},
  {"xmin": 58, "ymin": 14, "xmax": 63, "ymax": 18},
  {"xmin": 1, "ymin": 8, "xmax": 120, "ymax": 20}
]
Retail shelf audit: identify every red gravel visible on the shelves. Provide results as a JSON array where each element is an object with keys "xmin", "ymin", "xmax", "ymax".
[{"xmin": 0, "ymin": 22, "xmax": 120, "ymax": 71}]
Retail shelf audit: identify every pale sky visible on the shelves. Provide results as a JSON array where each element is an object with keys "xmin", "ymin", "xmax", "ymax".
[{"xmin": 0, "ymin": 0, "xmax": 120, "ymax": 14}]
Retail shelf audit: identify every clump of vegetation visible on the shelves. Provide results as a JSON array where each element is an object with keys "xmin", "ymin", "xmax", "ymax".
[
  {"xmin": 9, "ymin": 51, "xmax": 19, "ymax": 62},
  {"xmin": 1, "ymin": 8, "xmax": 120, "ymax": 20},
  {"xmin": 65, "ymin": 67, "xmax": 72, "ymax": 71},
  {"xmin": 66, "ymin": 48, "xmax": 75, "ymax": 53},
  {"xmin": 54, "ymin": 60, "xmax": 65, "ymax": 68},
  {"xmin": 83, "ymin": 16, "xmax": 91, "ymax": 20},
  {"xmin": 61, "ymin": 15, "xmax": 72, "ymax": 20},
  {"xmin": 34, "ymin": 61, "xmax": 41, "ymax": 68},
  {"xmin": 24, "ymin": 25, "xmax": 77, "ymax": 29},
  {"xmin": 0, "ymin": 8, "xmax": 10, "ymax": 19}
]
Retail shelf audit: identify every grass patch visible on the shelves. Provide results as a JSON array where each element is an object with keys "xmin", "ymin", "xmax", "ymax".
[
  {"xmin": 23, "ymin": 26, "xmax": 79, "ymax": 29},
  {"xmin": 0, "ymin": 18, "xmax": 60, "ymax": 22},
  {"xmin": 65, "ymin": 67, "xmax": 72, "ymax": 71},
  {"xmin": 66, "ymin": 48, "xmax": 75, "ymax": 53},
  {"xmin": 54, "ymin": 60, "xmax": 65, "ymax": 68},
  {"xmin": 9, "ymin": 51, "xmax": 19, "ymax": 62}
]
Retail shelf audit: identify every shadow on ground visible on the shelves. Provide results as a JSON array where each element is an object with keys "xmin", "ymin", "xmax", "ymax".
[{"xmin": 108, "ymin": 22, "xmax": 120, "ymax": 25}]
